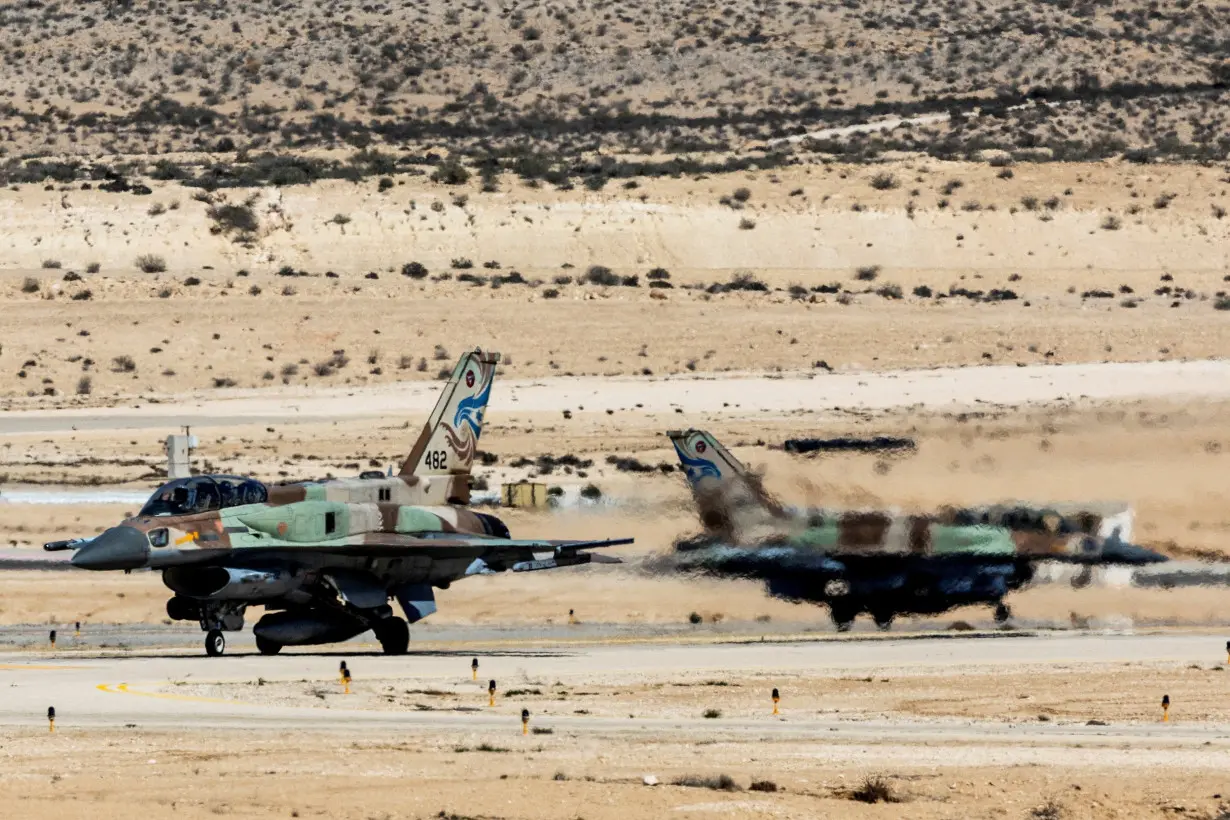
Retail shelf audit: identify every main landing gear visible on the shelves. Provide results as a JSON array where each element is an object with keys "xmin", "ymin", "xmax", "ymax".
[
  {"xmin": 993, "ymin": 602, "xmax": 1012, "ymax": 624},
  {"xmin": 373, "ymin": 616, "xmax": 409, "ymax": 655}
]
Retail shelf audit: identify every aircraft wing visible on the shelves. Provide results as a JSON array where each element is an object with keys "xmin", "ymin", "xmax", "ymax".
[{"xmin": 315, "ymin": 535, "xmax": 632, "ymax": 573}]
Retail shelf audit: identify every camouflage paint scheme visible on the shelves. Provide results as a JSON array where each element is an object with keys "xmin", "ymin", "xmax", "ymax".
[
  {"xmin": 666, "ymin": 428, "xmax": 1165, "ymax": 630},
  {"xmin": 47, "ymin": 351, "xmax": 630, "ymax": 656}
]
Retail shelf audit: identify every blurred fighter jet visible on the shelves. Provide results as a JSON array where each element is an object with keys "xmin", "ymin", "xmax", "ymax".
[
  {"xmin": 46, "ymin": 350, "xmax": 629, "ymax": 656},
  {"xmin": 666, "ymin": 428, "xmax": 1165, "ymax": 630}
]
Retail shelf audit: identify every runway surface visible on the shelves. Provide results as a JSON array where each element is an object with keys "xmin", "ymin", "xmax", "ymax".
[{"xmin": 4, "ymin": 631, "xmax": 1229, "ymax": 765}]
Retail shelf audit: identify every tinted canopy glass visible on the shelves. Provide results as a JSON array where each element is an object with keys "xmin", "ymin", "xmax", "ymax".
[{"xmin": 139, "ymin": 476, "xmax": 268, "ymax": 517}]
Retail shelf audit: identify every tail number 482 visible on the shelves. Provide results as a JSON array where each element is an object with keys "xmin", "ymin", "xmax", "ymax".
[{"xmin": 424, "ymin": 450, "xmax": 449, "ymax": 470}]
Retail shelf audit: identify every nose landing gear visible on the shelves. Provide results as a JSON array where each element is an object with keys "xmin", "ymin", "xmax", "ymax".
[{"xmin": 205, "ymin": 629, "xmax": 226, "ymax": 657}]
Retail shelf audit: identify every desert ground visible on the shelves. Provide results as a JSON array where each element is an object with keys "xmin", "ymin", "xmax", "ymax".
[
  {"xmin": 4, "ymin": 635, "xmax": 1230, "ymax": 820},
  {"xmin": 4, "ymin": 0, "xmax": 1230, "ymax": 816}
]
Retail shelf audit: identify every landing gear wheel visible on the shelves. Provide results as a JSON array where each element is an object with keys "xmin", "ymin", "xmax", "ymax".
[
  {"xmin": 373, "ymin": 616, "xmax": 409, "ymax": 655},
  {"xmin": 829, "ymin": 603, "xmax": 858, "ymax": 633},
  {"xmin": 871, "ymin": 609, "xmax": 895, "ymax": 631},
  {"xmin": 255, "ymin": 635, "xmax": 282, "ymax": 656},
  {"xmin": 205, "ymin": 629, "xmax": 226, "ymax": 657},
  {"xmin": 993, "ymin": 603, "xmax": 1012, "ymax": 624}
]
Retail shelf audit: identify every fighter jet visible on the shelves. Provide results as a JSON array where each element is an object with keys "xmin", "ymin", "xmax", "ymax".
[
  {"xmin": 666, "ymin": 428, "xmax": 1165, "ymax": 630},
  {"xmin": 45, "ymin": 350, "xmax": 630, "ymax": 656}
]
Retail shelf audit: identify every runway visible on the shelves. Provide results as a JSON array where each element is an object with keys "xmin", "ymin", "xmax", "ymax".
[{"xmin": 4, "ymin": 631, "xmax": 1229, "ymax": 766}]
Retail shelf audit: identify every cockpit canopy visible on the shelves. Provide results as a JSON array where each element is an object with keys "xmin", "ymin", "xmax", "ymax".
[{"xmin": 139, "ymin": 476, "xmax": 269, "ymax": 517}]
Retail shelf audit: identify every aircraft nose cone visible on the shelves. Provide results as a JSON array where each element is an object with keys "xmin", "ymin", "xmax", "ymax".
[
  {"xmin": 71, "ymin": 526, "xmax": 150, "ymax": 570},
  {"xmin": 1101, "ymin": 539, "xmax": 1169, "ymax": 565}
]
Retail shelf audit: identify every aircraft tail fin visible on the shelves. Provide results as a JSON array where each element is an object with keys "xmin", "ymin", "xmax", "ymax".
[
  {"xmin": 400, "ymin": 349, "xmax": 500, "ymax": 481},
  {"xmin": 666, "ymin": 429, "xmax": 787, "ymax": 535},
  {"xmin": 667, "ymin": 428, "xmax": 748, "ymax": 488}
]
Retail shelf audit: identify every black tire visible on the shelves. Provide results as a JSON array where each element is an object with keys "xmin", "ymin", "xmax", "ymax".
[
  {"xmin": 871, "ymin": 609, "xmax": 895, "ymax": 631},
  {"xmin": 374, "ymin": 616, "xmax": 409, "ymax": 655},
  {"xmin": 205, "ymin": 629, "xmax": 226, "ymax": 657},
  {"xmin": 993, "ymin": 602, "xmax": 1012, "ymax": 624},
  {"xmin": 830, "ymin": 603, "xmax": 858, "ymax": 633},
  {"xmin": 255, "ymin": 635, "xmax": 282, "ymax": 656}
]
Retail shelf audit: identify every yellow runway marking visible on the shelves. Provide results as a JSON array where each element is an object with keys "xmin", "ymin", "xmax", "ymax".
[{"xmin": 96, "ymin": 682, "xmax": 251, "ymax": 706}]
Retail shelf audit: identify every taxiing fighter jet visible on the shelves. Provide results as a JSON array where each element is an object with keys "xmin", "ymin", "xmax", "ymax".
[
  {"xmin": 46, "ymin": 350, "xmax": 630, "ymax": 656},
  {"xmin": 666, "ymin": 428, "xmax": 1164, "ymax": 630}
]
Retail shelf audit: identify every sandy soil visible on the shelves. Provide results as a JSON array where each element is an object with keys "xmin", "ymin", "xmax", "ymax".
[
  {"xmin": 4, "ymin": 727, "xmax": 1225, "ymax": 820},
  {"xmin": 2, "ymin": 161, "xmax": 1229, "ymax": 404}
]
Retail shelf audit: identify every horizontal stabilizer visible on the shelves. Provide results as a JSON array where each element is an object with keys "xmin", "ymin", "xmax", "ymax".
[
  {"xmin": 512, "ymin": 551, "xmax": 625, "ymax": 573},
  {"xmin": 498, "ymin": 537, "xmax": 634, "ymax": 551}
]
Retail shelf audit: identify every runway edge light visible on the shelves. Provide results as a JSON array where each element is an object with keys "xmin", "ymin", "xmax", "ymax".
[
  {"xmin": 472, "ymin": 657, "xmax": 479, "ymax": 681},
  {"xmin": 49, "ymin": 629, "xmax": 56, "ymax": 650},
  {"xmin": 522, "ymin": 708, "xmax": 530, "ymax": 736},
  {"xmin": 489, "ymin": 679, "xmax": 497, "ymax": 708},
  {"xmin": 47, "ymin": 706, "xmax": 55, "ymax": 734},
  {"xmin": 339, "ymin": 660, "xmax": 348, "ymax": 685},
  {"xmin": 343, "ymin": 667, "xmax": 352, "ymax": 695},
  {"xmin": 1162, "ymin": 694, "xmax": 1170, "ymax": 722},
  {"xmin": 772, "ymin": 687, "xmax": 780, "ymax": 716}
]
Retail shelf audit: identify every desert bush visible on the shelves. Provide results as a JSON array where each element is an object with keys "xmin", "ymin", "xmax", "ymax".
[
  {"xmin": 726, "ymin": 271, "xmax": 768, "ymax": 292},
  {"xmin": 855, "ymin": 265, "xmax": 881, "ymax": 281},
  {"xmin": 41, "ymin": 259, "xmax": 61, "ymax": 269},
  {"xmin": 672, "ymin": 774, "xmax": 740, "ymax": 792},
  {"xmin": 135, "ymin": 254, "xmax": 167, "ymax": 273},
  {"xmin": 870, "ymin": 172, "xmax": 898, "ymax": 190},
  {"xmin": 206, "ymin": 201, "xmax": 259, "ymax": 235},
  {"xmin": 583, "ymin": 265, "xmax": 620, "ymax": 286},
  {"xmin": 111, "ymin": 355, "xmax": 136, "ymax": 373},
  {"xmin": 851, "ymin": 775, "xmax": 899, "ymax": 804},
  {"xmin": 401, "ymin": 262, "xmax": 428, "ymax": 279},
  {"xmin": 20, "ymin": 277, "xmax": 39, "ymax": 294},
  {"xmin": 431, "ymin": 159, "xmax": 470, "ymax": 185},
  {"xmin": 76, "ymin": 376, "xmax": 92, "ymax": 395},
  {"xmin": 1101, "ymin": 215, "xmax": 1122, "ymax": 230}
]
